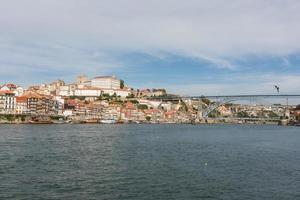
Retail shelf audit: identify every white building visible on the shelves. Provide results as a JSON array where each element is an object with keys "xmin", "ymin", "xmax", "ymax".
[
  {"xmin": 54, "ymin": 96, "xmax": 65, "ymax": 115},
  {"xmin": 58, "ymin": 85, "xmax": 71, "ymax": 96},
  {"xmin": 63, "ymin": 110, "xmax": 73, "ymax": 117},
  {"xmin": 0, "ymin": 90, "xmax": 16, "ymax": 114},
  {"xmin": 0, "ymin": 84, "xmax": 24, "ymax": 97},
  {"xmin": 101, "ymin": 89, "xmax": 132, "ymax": 98},
  {"xmin": 74, "ymin": 88, "xmax": 102, "ymax": 97},
  {"xmin": 14, "ymin": 86, "xmax": 24, "ymax": 97},
  {"xmin": 91, "ymin": 76, "xmax": 120, "ymax": 89},
  {"xmin": 16, "ymin": 96, "xmax": 28, "ymax": 114}
]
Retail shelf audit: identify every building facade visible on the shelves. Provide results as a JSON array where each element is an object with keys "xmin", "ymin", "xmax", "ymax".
[
  {"xmin": 0, "ymin": 91, "xmax": 16, "ymax": 114},
  {"xmin": 91, "ymin": 76, "xmax": 120, "ymax": 89}
]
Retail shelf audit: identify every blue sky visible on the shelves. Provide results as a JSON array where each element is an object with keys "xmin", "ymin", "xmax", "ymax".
[{"xmin": 0, "ymin": 0, "xmax": 300, "ymax": 95}]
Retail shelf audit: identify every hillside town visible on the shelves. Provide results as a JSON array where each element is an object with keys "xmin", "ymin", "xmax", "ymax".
[{"xmin": 0, "ymin": 75, "xmax": 299, "ymax": 125}]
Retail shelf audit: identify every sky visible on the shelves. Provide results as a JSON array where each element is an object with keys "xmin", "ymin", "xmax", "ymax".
[{"xmin": 0, "ymin": 0, "xmax": 300, "ymax": 96}]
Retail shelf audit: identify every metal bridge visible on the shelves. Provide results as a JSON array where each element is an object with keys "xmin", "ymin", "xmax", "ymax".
[
  {"xmin": 188, "ymin": 94, "xmax": 300, "ymax": 118},
  {"xmin": 188, "ymin": 94, "xmax": 300, "ymax": 99},
  {"xmin": 147, "ymin": 94, "xmax": 300, "ymax": 118}
]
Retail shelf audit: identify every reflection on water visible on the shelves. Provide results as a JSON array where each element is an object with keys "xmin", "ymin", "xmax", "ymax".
[{"xmin": 0, "ymin": 124, "xmax": 299, "ymax": 199}]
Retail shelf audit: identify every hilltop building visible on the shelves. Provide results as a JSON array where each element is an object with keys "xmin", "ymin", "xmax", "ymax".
[{"xmin": 91, "ymin": 75, "xmax": 120, "ymax": 89}]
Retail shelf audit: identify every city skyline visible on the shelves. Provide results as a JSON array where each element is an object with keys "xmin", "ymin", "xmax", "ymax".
[{"xmin": 1, "ymin": 0, "xmax": 300, "ymax": 95}]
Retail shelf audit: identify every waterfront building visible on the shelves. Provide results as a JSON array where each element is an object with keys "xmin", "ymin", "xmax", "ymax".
[
  {"xmin": 21, "ymin": 91, "xmax": 57, "ymax": 115},
  {"xmin": 0, "ymin": 90, "xmax": 16, "ymax": 114},
  {"xmin": 101, "ymin": 105, "xmax": 120, "ymax": 120},
  {"xmin": 91, "ymin": 76, "xmax": 120, "ymax": 89},
  {"xmin": 64, "ymin": 99, "xmax": 77, "ymax": 110},
  {"xmin": 54, "ymin": 96, "xmax": 65, "ymax": 115},
  {"xmin": 121, "ymin": 102, "xmax": 145, "ymax": 121},
  {"xmin": 73, "ymin": 102, "xmax": 102, "ymax": 118},
  {"xmin": 16, "ymin": 96, "xmax": 28, "ymax": 114},
  {"xmin": 143, "ymin": 108, "xmax": 163, "ymax": 122},
  {"xmin": 63, "ymin": 109, "xmax": 73, "ymax": 117}
]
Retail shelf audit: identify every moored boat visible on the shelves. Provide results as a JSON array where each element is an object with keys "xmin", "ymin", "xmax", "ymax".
[
  {"xmin": 81, "ymin": 119, "xmax": 99, "ymax": 123},
  {"xmin": 100, "ymin": 119, "xmax": 116, "ymax": 124},
  {"xmin": 29, "ymin": 120, "xmax": 53, "ymax": 124}
]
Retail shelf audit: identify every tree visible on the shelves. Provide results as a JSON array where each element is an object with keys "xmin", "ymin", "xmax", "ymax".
[
  {"xmin": 126, "ymin": 93, "xmax": 135, "ymax": 98},
  {"xmin": 21, "ymin": 115, "xmax": 26, "ymax": 122},
  {"xmin": 237, "ymin": 111, "xmax": 249, "ymax": 118},
  {"xmin": 120, "ymin": 80, "xmax": 125, "ymax": 89},
  {"xmin": 201, "ymin": 98, "xmax": 211, "ymax": 105},
  {"xmin": 130, "ymin": 100, "xmax": 139, "ymax": 104},
  {"xmin": 208, "ymin": 110, "xmax": 221, "ymax": 118},
  {"xmin": 137, "ymin": 104, "xmax": 148, "ymax": 110},
  {"xmin": 5, "ymin": 114, "xmax": 14, "ymax": 122},
  {"xmin": 146, "ymin": 116, "xmax": 151, "ymax": 121}
]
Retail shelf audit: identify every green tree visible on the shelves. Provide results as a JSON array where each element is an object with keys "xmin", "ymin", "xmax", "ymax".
[
  {"xmin": 21, "ymin": 115, "xmax": 26, "ymax": 122},
  {"xmin": 130, "ymin": 100, "xmax": 139, "ymax": 104},
  {"xmin": 126, "ymin": 93, "xmax": 135, "ymax": 98},
  {"xmin": 237, "ymin": 111, "xmax": 249, "ymax": 118},
  {"xmin": 208, "ymin": 110, "xmax": 221, "ymax": 118},
  {"xmin": 5, "ymin": 114, "xmax": 14, "ymax": 122},
  {"xmin": 137, "ymin": 104, "xmax": 148, "ymax": 110},
  {"xmin": 201, "ymin": 98, "xmax": 211, "ymax": 105}
]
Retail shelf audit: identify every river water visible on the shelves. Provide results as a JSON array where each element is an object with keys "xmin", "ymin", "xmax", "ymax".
[{"xmin": 0, "ymin": 124, "xmax": 299, "ymax": 199}]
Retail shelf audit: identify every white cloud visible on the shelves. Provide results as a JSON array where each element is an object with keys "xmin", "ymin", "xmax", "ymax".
[
  {"xmin": 1, "ymin": 0, "xmax": 300, "ymax": 57},
  {"xmin": 0, "ymin": 0, "xmax": 300, "ymax": 89}
]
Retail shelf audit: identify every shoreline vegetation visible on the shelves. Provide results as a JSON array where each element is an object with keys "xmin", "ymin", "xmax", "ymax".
[{"xmin": 0, "ymin": 114, "xmax": 298, "ymax": 126}]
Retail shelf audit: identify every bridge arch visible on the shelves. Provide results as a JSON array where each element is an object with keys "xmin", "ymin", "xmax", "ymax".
[
  {"xmin": 201, "ymin": 98, "xmax": 237, "ymax": 118},
  {"xmin": 199, "ymin": 96, "xmax": 277, "ymax": 118}
]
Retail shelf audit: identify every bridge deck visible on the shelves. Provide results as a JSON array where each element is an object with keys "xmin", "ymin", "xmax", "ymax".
[{"xmin": 188, "ymin": 94, "xmax": 300, "ymax": 99}]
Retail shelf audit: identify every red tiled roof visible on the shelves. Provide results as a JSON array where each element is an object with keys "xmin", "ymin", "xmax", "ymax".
[
  {"xmin": 0, "ymin": 90, "xmax": 14, "ymax": 95},
  {"xmin": 16, "ymin": 96, "xmax": 27, "ymax": 103},
  {"xmin": 5, "ymin": 83, "xmax": 17, "ymax": 89},
  {"xmin": 22, "ymin": 91, "xmax": 43, "ymax": 99}
]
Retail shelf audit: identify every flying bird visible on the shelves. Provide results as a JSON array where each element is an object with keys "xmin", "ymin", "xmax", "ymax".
[{"xmin": 274, "ymin": 85, "xmax": 280, "ymax": 93}]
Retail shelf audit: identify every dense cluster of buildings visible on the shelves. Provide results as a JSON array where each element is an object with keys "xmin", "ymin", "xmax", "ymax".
[
  {"xmin": 0, "ymin": 75, "xmax": 299, "ymax": 124},
  {"xmin": 0, "ymin": 75, "xmax": 175, "ymax": 123}
]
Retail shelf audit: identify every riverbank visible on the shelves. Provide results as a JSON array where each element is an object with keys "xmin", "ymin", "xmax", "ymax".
[
  {"xmin": 1, "ymin": 114, "xmax": 298, "ymax": 126},
  {"xmin": 0, "ymin": 119, "xmax": 298, "ymax": 126}
]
